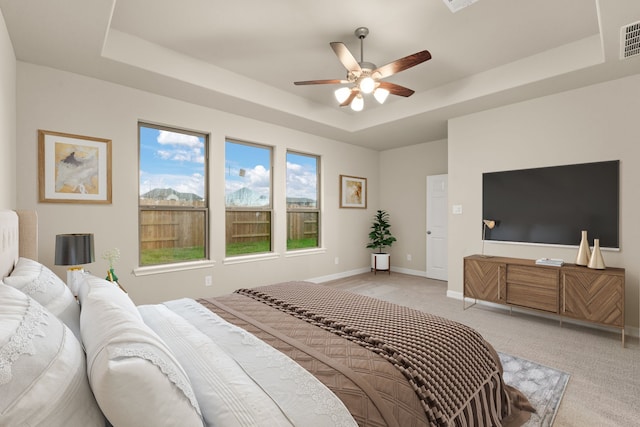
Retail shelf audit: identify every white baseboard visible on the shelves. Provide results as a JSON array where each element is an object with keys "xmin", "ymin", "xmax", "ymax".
[
  {"xmin": 447, "ymin": 290, "xmax": 639, "ymax": 339},
  {"xmin": 389, "ymin": 266, "xmax": 427, "ymax": 277},
  {"xmin": 310, "ymin": 266, "xmax": 428, "ymax": 283},
  {"xmin": 308, "ymin": 267, "xmax": 370, "ymax": 284}
]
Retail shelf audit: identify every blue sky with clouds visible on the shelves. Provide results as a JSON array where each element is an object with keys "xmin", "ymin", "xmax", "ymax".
[
  {"xmin": 139, "ymin": 126, "xmax": 206, "ymax": 198},
  {"xmin": 140, "ymin": 126, "xmax": 318, "ymax": 202},
  {"xmin": 224, "ymin": 142, "xmax": 318, "ymax": 204}
]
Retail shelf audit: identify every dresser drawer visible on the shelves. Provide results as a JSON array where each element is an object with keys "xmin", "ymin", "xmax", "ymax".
[
  {"xmin": 507, "ymin": 265, "xmax": 558, "ymax": 288},
  {"xmin": 507, "ymin": 283, "xmax": 558, "ymax": 312},
  {"xmin": 506, "ymin": 265, "xmax": 559, "ymax": 313}
]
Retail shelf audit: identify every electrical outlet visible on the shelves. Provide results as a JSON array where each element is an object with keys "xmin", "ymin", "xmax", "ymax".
[
  {"xmin": 205, "ymin": 275, "xmax": 212, "ymax": 287},
  {"xmin": 334, "ymin": 257, "xmax": 339, "ymax": 265},
  {"xmin": 407, "ymin": 254, "xmax": 412, "ymax": 261}
]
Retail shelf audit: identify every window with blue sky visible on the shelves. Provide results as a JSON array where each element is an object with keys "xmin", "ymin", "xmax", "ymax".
[
  {"xmin": 286, "ymin": 151, "xmax": 320, "ymax": 250},
  {"xmin": 225, "ymin": 140, "xmax": 271, "ymax": 207},
  {"xmin": 140, "ymin": 126, "xmax": 206, "ymax": 204},
  {"xmin": 286, "ymin": 152, "xmax": 318, "ymax": 208},
  {"xmin": 139, "ymin": 123, "xmax": 208, "ymax": 266},
  {"xmin": 225, "ymin": 140, "xmax": 272, "ymax": 256}
]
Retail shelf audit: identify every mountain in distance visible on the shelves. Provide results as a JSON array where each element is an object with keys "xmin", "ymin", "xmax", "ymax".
[
  {"xmin": 226, "ymin": 187, "xmax": 268, "ymax": 207},
  {"xmin": 141, "ymin": 188, "xmax": 203, "ymax": 201},
  {"xmin": 142, "ymin": 187, "xmax": 315, "ymax": 207}
]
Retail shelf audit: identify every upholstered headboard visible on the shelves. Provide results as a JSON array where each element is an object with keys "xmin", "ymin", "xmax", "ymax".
[{"xmin": 0, "ymin": 210, "xmax": 38, "ymax": 279}]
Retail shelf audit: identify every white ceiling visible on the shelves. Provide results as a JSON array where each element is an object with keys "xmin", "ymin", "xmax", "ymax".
[{"xmin": 2, "ymin": 0, "xmax": 640, "ymax": 150}]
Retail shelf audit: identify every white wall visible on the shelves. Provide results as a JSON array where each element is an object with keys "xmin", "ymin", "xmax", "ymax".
[
  {"xmin": 379, "ymin": 139, "xmax": 448, "ymax": 275},
  {"xmin": 16, "ymin": 62, "xmax": 379, "ymax": 304},
  {"xmin": 448, "ymin": 73, "xmax": 640, "ymax": 330},
  {"xmin": 0, "ymin": 10, "xmax": 16, "ymax": 209}
]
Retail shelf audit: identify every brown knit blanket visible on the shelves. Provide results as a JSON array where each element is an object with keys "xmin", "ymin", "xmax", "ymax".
[{"xmin": 235, "ymin": 282, "xmax": 532, "ymax": 427}]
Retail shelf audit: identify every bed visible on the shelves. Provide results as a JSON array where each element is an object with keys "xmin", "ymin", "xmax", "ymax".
[{"xmin": 0, "ymin": 210, "xmax": 533, "ymax": 427}]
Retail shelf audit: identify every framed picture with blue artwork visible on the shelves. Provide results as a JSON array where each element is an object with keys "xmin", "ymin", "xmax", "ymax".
[{"xmin": 38, "ymin": 130, "xmax": 112, "ymax": 204}]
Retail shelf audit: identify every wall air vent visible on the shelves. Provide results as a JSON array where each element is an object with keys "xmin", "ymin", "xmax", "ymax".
[{"xmin": 621, "ymin": 21, "xmax": 640, "ymax": 59}]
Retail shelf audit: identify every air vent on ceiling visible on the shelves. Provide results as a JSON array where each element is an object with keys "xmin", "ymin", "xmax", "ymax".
[{"xmin": 621, "ymin": 21, "xmax": 640, "ymax": 59}]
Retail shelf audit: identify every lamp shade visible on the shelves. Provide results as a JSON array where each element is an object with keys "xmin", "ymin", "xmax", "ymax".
[
  {"xmin": 350, "ymin": 94, "xmax": 364, "ymax": 111},
  {"xmin": 55, "ymin": 234, "xmax": 95, "ymax": 266},
  {"xmin": 334, "ymin": 87, "xmax": 351, "ymax": 104},
  {"xmin": 373, "ymin": 87, "xmax": 390, "ymax": 104}
]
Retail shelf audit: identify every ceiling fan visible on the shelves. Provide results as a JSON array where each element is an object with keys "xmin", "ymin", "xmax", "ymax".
[{"xmin": 294, "ymin": 27, "xmax": 431, "ymax": 111}]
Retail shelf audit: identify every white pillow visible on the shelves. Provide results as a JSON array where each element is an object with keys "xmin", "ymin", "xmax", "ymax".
[
  {"xmin": 3, "ymin": 257, "xmax": 81, "ymax": 341},
  {"xmin": 78, "ymin": 275, "xmax": 204, "ymax": 427},
  {"xmin": 0, "ymin": 283, "xmax": 105, "ymax": 426}
]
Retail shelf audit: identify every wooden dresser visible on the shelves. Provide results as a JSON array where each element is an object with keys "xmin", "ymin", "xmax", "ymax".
[{"xmin": 463, "ymin": 255, "xmax": 625, "ymax": 345}]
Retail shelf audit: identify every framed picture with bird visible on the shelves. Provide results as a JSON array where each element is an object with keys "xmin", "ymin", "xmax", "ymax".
[{"xmin": 38, "ymin": 129, "xmax": 112, "ymax": 203}]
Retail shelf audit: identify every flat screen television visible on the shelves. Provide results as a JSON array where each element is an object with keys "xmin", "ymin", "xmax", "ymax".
[{"xmin": 482, "ymin": 160, "xmax": 619, "ymax": 249}]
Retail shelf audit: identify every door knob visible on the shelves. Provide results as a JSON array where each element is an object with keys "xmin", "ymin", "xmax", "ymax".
[{"xmin": 427, "ymin": 231, "xmax": 432, "ymax": 234}]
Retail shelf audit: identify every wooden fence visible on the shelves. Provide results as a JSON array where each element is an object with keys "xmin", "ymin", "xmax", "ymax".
[
  {"xmin": 286, "ymin": 212, "xmax": 318, "ymax": 241},
  {"xmin": 225, "ymin": 211, "xmax": 271, "ymax": 244},
  {"xmin": 140, "ymin": 210, "xmax": 205, "ymax": 251},
  {"xmin": 140, "ymin": 209, "xmax": 318, "ymax": 250}
]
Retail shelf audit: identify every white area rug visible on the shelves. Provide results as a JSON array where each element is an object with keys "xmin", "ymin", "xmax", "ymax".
[{"xmin": 499, "ymin": 352, "xmax": 570, "ymax": 427}]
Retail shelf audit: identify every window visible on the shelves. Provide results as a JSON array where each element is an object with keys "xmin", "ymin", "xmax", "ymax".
[
  {"xmin": 225, "ymin": 140, "xmax": 272, "ymax": 256},
  {"xmin": 138, "ymin": 123, "xmax": 208, "ymax": 266},
  {"xmin": 286, "ymin": 151, "xmax": 320, "ymax": 250}
]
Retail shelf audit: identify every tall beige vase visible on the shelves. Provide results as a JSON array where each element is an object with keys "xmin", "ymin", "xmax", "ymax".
[
  {"xmin": 588, "ymin": 239, "xmax": 606, "ymax": 269},
  {"xmin": 575, "ymin": 230, "xmax": 591, "ymax": 266}
]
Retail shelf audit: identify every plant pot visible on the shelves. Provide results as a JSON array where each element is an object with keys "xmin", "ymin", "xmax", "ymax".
[{"xmin": 371, "ymin": 253, "xmax": 390, "ymax": 273}]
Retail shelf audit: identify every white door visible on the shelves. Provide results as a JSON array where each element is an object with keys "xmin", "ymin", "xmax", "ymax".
[{"xmin": 426, "ymin": 174, "xmax": 448, "ymax": 281}]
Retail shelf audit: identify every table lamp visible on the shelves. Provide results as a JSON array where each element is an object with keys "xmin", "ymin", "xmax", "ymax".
[
  {"xmin": 55, "ymin": 233, "xmax": 95, "ymax": 296},
  {"xmin": 481, "ymin": 219, "xmax": 496, "ymax": 257}
]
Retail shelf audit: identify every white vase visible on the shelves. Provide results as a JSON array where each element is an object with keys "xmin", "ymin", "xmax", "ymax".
[
  {"xmin": 371, "ymin": 253, "xmax": 390, "ymax": 271},
  {"xmin": 575, "ymin": 230, "xmax": 591, "ymax": 266},
  {"xmin": 588, "ymin": 239, "xmax": 606, "ymax": 269}
]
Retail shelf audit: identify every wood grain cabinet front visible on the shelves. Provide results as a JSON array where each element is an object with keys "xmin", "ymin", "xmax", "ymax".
[
  {"xmin": 506, "ymin": 265, "xmax": 559, "ymax": 313},
  {"xmin": 561, "ymin": 267, "xmax": 625, "ymax": 328},
  {"xmin": 463, "ymin": 257, "xmax": 506, "ymax": 304},
  {"xmin": 463, "ymin": 255, "xmax": 625, "ymax": 345}
]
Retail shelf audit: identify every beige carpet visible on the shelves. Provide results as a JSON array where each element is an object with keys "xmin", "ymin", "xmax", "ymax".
[{"xmin": 324, "ymin": 272, "xmax": 640, "ymax": 427}]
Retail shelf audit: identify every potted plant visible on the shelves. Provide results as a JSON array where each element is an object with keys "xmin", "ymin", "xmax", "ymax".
[{"xmin": 366, "ymin": 209, "xmax": 397, "ymax": 273}]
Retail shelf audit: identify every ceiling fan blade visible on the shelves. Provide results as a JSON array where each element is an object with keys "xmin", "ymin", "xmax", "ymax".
[
  {"xmin": 330, "ymin": 42, "xmax": 362, "ymax": 73},
  {"xmin": 374, "ymin": 50, "xmax": 431, "ymax": 79},
  {"xmin": 340, "ymin": 89, "xmax": 358, "ymax": 107},
  {"xmin": 378, "ymin": 81, "xmax": 415, "ymax": 97},
  {"xmin": 294, "ymin": 79, "xmax": 348, "ymax": 85}
]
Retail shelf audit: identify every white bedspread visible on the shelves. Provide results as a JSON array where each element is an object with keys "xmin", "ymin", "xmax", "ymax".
[{"xmin": 138, "ymin": 298, "xmax": 358, "ymax": 427}]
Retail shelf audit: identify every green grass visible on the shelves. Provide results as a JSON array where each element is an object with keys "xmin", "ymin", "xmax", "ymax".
[
  {"xmin": 287, "ymin": 237, "xmax": 318, "ymax": 250},
  {"xmin": 226, "ymin": 240, "xmax": 271, "ymax": 256},
  {"xmin": 141, "ymin": 246, "xmax": 205, "ymax": 266},
  {"xmin": 142, "ymin": 238, "xmax": 319, "ymax": 264},
  {"xmin": 225, "ymin": 237, "xmax": 318, "ymax": 256}
]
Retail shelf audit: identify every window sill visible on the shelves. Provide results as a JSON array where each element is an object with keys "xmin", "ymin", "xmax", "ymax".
[
  {"xmin": 285, "ymin": 247, "xmax": 327, "ymax": 258},
  {"xmin": 133, "ymin": 260, "xmax": 216, "ymax": 277},
  {"xmin": 224, "ymin": 252, "xmax": 281, "ymax": 265}
]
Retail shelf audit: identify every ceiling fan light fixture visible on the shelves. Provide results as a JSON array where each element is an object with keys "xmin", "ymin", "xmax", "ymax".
[
  {"xmin": 334, "ymin": 87, "xmax": 352, "ymax": 104},
  {"xmin": 374, "ymin": 87, "xmax": 390, "ymax": 104},
  {"xmin": 359, "ymin": 76, "xmax": 375, "ymax": 94},
  {"xmin": 351, "ymin": 94, "xmax": 364, "ymax": 111},
  {"xmin": 294, "ymin": 27, "xmax": 431, "ymax": 112}
]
